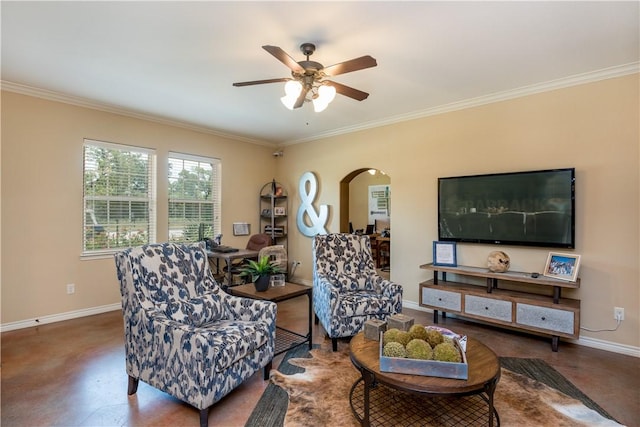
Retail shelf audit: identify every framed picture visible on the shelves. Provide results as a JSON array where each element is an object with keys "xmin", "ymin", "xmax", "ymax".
[
  {"xmin": 543, "ymin": 252, "xmax": 581, "ymax": 282},
  {"xmin": 261, "ymin": 208, "xmax": 271, "ymax": 217},
  {"xmin": 274, "ymin": 206, "xmax": 286, "ymax": 216},
  {"xmin": 232, "ymin": 222, "xmax": 250, "ymax": 236},
  {"xmin": 433, "ymin": 241, "xmax": 457, "ymax": 267}
]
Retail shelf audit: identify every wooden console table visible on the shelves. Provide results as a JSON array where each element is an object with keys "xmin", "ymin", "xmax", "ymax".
[{"xmin": 419, "ymin": 263, "xmax": 580, "ymax": 351}]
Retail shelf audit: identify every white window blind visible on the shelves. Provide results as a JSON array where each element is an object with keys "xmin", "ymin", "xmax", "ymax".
[
  {"xmin": 83, "ymin": 139, "xmax": 156, "ymax": 254},
  {"xmin": 168, "ymin": 152, "xmax": 221, "ymax": 243}
]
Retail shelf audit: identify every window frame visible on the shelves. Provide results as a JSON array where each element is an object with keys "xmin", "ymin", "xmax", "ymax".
[
  {"xmin": 167, "ymin": 151, "xmax": 221, "ymax": 244},
  {"xmin": 82, "ymin": 139, "xmax": 157, "ymax": 257}
]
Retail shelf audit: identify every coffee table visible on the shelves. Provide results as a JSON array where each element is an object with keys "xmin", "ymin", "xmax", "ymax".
[
  {"xmin": 349, "ymin": 332, "xmax": 501, "ymax": 426},
  {"xmin": 228, "ymin": 282, "xmax": 312, "ymax": 379}
]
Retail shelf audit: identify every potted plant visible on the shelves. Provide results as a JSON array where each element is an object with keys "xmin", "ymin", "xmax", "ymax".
[{"xmin": 239, "ymin": 256, "xmax": 284, "ymax": 292}]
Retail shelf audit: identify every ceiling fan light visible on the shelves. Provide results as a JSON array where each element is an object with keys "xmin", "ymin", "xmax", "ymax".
[
  {"xmin": 312, "ymin": 98, "xmax": 330, "ymax": 112},
  {"xmin": 318, "ymin": 84, "xmax": 336, "ymax": 103},
  {"xmin": 281, "ymin": 95, "xmax": 297, "ymax": 110},
  {"xmin": 284, "ymin": 80, "xmax": 302, "ymax": 96}
]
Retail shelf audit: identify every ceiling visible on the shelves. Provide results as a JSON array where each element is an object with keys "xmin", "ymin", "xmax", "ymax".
[{"xmin": 2, "ymin": 1, "xmax": 638, "ymax": 146}]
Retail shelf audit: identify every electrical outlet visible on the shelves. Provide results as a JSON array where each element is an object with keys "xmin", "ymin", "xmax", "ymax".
[
  {"xmin": 614, "ymin": 307, "xmax": 624, "ymax": 321},
  {"xmin": 67, "ymin": 283, "xmax": 75, "ymax": 295}
]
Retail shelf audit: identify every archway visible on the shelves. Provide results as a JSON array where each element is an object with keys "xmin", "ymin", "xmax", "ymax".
[{"xmin": 339, "ymin": 168, "xmax": 391, "ymax": 233}]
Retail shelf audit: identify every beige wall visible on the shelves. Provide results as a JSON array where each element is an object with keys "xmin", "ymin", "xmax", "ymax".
[
  {"xmin": 1, "ymin": 91, "xmax": 277, "ymax": 324},
  {"xmin": 2, "ymin": 74, "xmax": 638, "ymax": 350},
  {"xmin": 279, "ymin": 74, "xmax": 639, "ymax": 349}
]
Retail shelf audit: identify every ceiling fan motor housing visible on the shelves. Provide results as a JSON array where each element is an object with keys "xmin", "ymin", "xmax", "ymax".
[{"xmin": 300, "ymin": 42, "xmax": 316, "ymax": 57}]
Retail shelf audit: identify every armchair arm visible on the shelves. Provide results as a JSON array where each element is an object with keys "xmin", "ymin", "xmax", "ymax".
[
  {"xmin": 371, "ymin": 275, "xmax": 404, "ymax": 299},
  {"xmin": 223, "ymin": 294, "xmax": 277, "ymax": 324},
  {"xmin": 313, "ymin": 272, "xmax": 341, "ymax": 327},
  {"xmin": 314, "ymin": 272, "xmax": 341, "ymax": 302}
]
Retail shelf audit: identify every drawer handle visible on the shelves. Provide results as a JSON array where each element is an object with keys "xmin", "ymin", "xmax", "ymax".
[
  {"xmin": 541, "ymin": 317, "xmax": 546, "ymax": 321},
  {"xmin": 438, "ymin": 298, "xmax": 442, "ymax": 301},
  {"xmin": 485, "ymin": 306, "xmax": 489, "ymax": 310}
]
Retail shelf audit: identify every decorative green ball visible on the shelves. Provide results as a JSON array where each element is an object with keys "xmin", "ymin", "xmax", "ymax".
[
  {"xmin": 433, "ymin": 342, "xmax": 462, "ymax": 363},
  {"xmin": 395, "ymin": 330, "xmax": 412, "ymax": 347},
  {"xmin": 382, "ymin": 328, "xmax": 402, "ymax": 346},
  {"xmin": 405, "ymin": 339, "xmax": 433, "ymax": 360},
  {"xmin": 383, "ymin": 328, "xmax": 411, "ymax": 347},
  {"xmin": 408, "ymin": 324, "xmax": 429, "ymax": 341},
  {"xmin": 424, "ymin": 328, "xmax": 445, "ymax": 348},
  {"xmin": 383, "ymin": 341, "xmax": 407, "ymax": 358}
]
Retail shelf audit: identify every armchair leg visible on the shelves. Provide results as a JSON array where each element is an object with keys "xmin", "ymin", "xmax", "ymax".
[
  {"xmin": 127, "ymin": 375, "xmax": 139, "ymax": 395},
  {"xmin": 314, "ymin": 313, "xmax": 319, "ymax": 325},
  {"xmin": 332, "ymin": 338, "xmax": 338, "ymax": 352},
  {"xmin": 263, "ymin": 361, "xmax": 272, "ymax": 380},
  {"xmin": 199, "ymin": 407, "xmax": 209, "ymax": 427}
]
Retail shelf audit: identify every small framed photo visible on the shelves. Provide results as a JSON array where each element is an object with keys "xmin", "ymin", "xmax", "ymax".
[
  {"xmin": 543, "ymin": 252, "xmax": 581, "ymax": 282},
  {"xmin": 261, "ymin": 208, "xmax": 272, "ymax": 217},
  {"xmin": 433, "ymin": 241, "xmax": 457, "ymax": 267},
  {"xmin": 232, "ymin": 222, "xmax": 250, "ymax": 236},
  {"xmin": 273, "ymin": 206, "xmax": 286, "ymax": 216}
]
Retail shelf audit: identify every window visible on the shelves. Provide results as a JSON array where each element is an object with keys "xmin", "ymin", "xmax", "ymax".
[
  {"xmin": 83, "ymin": 139, "xmax": 156, "ymax": 254},
  {"xmin": 168, "ymin": 152, "xmax": 220, "ymax": 243}
]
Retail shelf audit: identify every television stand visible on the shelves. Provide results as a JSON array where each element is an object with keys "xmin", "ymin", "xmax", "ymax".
[{"xmin": 419, "ymin": 263, "xmax": 580, "ymax": 351}]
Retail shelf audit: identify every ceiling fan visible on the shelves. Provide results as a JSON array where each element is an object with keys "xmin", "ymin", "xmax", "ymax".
[{"xmin": 232, "ymin": 43, "xmax": 377, "ymax": 111}]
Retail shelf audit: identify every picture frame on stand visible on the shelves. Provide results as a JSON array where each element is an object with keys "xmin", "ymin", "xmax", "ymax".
[
  {"xmin": 543, "ymin": 252, "xmax": 581, "ymax": 282},
  {"xmin": 433, "ymin": 241, "xmax": 457, "ymax": 267}
]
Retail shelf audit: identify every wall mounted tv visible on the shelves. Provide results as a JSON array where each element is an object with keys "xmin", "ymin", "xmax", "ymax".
[{"xmin": 438, "ymin": 168, "xmax": 575, "ymax": 248}]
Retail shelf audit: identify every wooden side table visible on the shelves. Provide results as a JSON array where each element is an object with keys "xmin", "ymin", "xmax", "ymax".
[
  {"xmin": 228, "ymin": 282, "xmax": 312, "ymax": 378},
  {"xmin": 349, "ymin": 332, "xmax": 501, "ymax": 426}
]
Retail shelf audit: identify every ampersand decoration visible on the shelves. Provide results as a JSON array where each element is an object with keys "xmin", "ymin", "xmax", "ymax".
[{"xmin": 296, "ymin": 171, "xmax": 329, "ymax": 237}]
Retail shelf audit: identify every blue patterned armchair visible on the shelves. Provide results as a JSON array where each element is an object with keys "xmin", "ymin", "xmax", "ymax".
[
  {"xmin": 312, "ymin": 233, "xmax": 403, "ymax": 351},
  {"xmin": 115, "ymin": 243, "xmax": 276, "ymax": 427}
]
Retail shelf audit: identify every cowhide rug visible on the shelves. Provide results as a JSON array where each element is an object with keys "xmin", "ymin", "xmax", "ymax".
[{"xmin": 269, "ymin": 345, "xmax": 622, "ymax": 427}]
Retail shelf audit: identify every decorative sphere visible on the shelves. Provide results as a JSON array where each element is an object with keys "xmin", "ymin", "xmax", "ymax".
[{"xmin": 487, "ymin": 251, "xmax": 510, "ymax": 272}]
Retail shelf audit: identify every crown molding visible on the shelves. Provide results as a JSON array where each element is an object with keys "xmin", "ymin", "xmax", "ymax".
[
  {"xmin": 281, "ymin": 62, "xmax": 640, "ymax": 146},
  {"xmin": 3, "ymin": 62, "xmax": 638, "ymax": 148},
  {"xmin": 0, "ymin": 80, "xmax": 275, "ymax": 147}
]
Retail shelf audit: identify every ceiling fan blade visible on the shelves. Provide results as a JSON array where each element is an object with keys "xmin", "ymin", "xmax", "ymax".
[
  {"xmin": 232, "ymin": 78, "xmax": 289, "ymax": 87},
  {"xmin": 322, "ymin": 55, "xmax": 377, "ymax": 77},
  {"xmin": 262, "ymin": 45, "xmax": 305, "ymax": 73},
  {"xmin": 293, "ymin": 86, "xmax": 310, "ymax": 109},
  {"xmin": 325, "ymin": 81, "xmax": 369, "ymax": 101}
]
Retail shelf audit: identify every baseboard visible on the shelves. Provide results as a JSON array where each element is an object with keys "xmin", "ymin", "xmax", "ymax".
[
  {"xmin": 402, "ymin": 300, "xmax": 640, "ymax": 358},
  {"xmin": 3, "ymin": 298, "xmax": 637, "ymax": 358},
  {"xmin": 0, "ymin": 303, "xmax": 122, "ymax": 333}
]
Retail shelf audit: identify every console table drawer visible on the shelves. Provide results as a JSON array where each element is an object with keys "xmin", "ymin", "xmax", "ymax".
[
  {"xmin": 465, "ymin": 295, "xmax": 512, "ymax": 322},
  {"xmin": 516, "ymin": 303, "xmax": 574, "ymax": 335},
  {"xmin": 422, "ymin": 288, "xmax": 461, "ymax": 312}
]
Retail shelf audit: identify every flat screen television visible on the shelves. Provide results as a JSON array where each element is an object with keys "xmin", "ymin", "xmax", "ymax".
[{"xmin": 438, "ymin": 168, "xmax": 575, "ymax": 248}]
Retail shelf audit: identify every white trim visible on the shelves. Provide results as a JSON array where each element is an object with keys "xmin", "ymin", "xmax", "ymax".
[
  {"xmin": 84, "ymin": 138, "xmax": 156, "ymax": 155},
  {"xmin": 2, "ymin": 299, "xmax": 637, "ymax": 358},
  {"xmin": 575, "ymin": 336, "xmax": 640, "ymax": 358},
  {"xmin": 281, "ymin": 62, "xmax": 640, "ymax": 146},
  {"xmin": 402, "ymin": 300, "xmax": 639, "ymax": 358},
  {"xmin": 0, "ymin": 80, "xmax": 273, "ymax": 147},
  {"xmin": 0, "ymin": 303, "xmax": 121, "ymax": 333},
  {"xmin": 3, "ymin": 63, "xmax": 638, "ymax": 148}
]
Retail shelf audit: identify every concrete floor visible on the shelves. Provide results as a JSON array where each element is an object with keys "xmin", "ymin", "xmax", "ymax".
[{"xmin": 1, "ymin": 300, "xmax": 638, "ymax": 427}]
